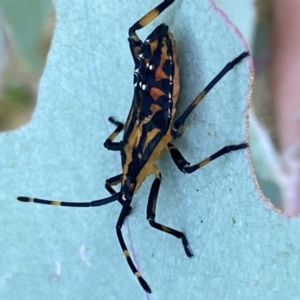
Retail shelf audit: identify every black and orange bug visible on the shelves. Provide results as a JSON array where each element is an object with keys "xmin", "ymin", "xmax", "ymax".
[{"xmin": 17, "ymin": 0, "xmax": 249, "ymax": 294}]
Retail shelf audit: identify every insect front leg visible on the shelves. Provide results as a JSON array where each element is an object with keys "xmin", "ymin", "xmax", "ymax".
[
  {"xmin": 167, "ymin": 142, "xmax": 248, "ymax": 174},
  {"xmin": 116, "ymin": 199, "xmax": 152, "ymax": 293},
  {"xmin": 103, "ymin": 117, "xmax": 124, "ymax": 151},
  {"xmin": 105, "ymin": 174, "xmax": 122, "ymax": 196},
  {"xmin": 171, "ymin": 52, "xmax": 249, "ymax": 139},
  {"xmin": 105, "ymin": 174, "xmax": 132, "ymax": 214},
  {"xmin": 146, "ymin": 166, "xmax": 193, "ymax": 258}
]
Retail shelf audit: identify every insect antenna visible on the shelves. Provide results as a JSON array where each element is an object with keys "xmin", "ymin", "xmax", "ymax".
[{"xmin": 17, "ymin": 193, "xmax": 120, "ymax": 207}]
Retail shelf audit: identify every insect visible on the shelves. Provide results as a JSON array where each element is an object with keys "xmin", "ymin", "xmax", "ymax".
[{"xmin": 17, "ymin": 0, "xmax": 249, "ymax": 294}]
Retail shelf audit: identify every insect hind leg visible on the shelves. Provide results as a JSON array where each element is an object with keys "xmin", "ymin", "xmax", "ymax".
[
  {"xmin": 167, "ymin": 142, "xmax": 248, "ymax": 174},
  {"xmin": 146, "ymin": 169, "xmax": 193, "ymax": 258}
]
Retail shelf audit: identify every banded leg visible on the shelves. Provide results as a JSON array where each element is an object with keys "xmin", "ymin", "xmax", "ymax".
[
  {"xmin": 105, "ymin": 174, "xmax": 132, "ymax": 214},
  {"xmin": 129, "ymin": 0, "xmax": 175, "ymax": 36},
  {"xmin": 167, "ymin": 142, "xmax": 248, "ymax": 174},
  {"xmin": 116, "ymin": 199, "xmax": 151, "ymax": 293},
  {"xmin": 146, "ymin": 169, "xmax": 193, "ymax": 258},
  {"xmin": 172, "ymin": 51, "xmax": 249, "ymax": 139},
  {"xmin": 128, "ymin": 0, "xmax": 175, "ymax": 61},
  {"xmin": 103, "ymin": 117, "xmax": 124, "ymax": 151}
]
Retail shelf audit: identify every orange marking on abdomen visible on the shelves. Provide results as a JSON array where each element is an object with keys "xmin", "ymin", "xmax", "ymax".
[
  {"xmin": 150, "ymin": 87, "xmax": 165, "ymax": 100},
  {"xmin": 154, "ymin": 64, "xmax": 168, "ymax": 81}
]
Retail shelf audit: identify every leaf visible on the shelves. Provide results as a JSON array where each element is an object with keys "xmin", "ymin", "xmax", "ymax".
[{"xmin": 1, "ymin": 0, "xmax": 298, "ymax": 299}]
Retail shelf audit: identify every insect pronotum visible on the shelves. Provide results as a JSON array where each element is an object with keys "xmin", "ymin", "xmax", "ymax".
[{"xmin": 17, "ymin": 0, "xmax": 249, "ymax": 294}]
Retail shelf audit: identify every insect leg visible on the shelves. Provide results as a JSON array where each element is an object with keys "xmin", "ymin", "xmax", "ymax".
[
  {"xmin": 171, "ymin": 51, "xmax": 249, "ymax": 139},
  {"xmin": 128, "ymin": 0, "xmax": 175, "ymax": 62},
  {"xmin": 167, "ymin": 142, "xmax": 248, "ymax": 174},
  {"xmin": 105, "ymin": 174, "xmax": 122, "ymax": 196},
  {"xmin": 116, "ymin": 200, "xmax": 152, "ymax": 293},
  {"xmin": 128, "ymin": 0, "xmax": 175, "ymax": 37},
  {"xmin": 128, "ymin": 0, "xmax": 175, "ymax": 63},
  {"xmin": 146, "ymin": 169, "xmax": 193, "ymax": 258},
  {"xmin": 103, "ymin": 117, "xmax": 124, "ymax": 151},
  {"xmin": 105, "ymin": 174, "xmax": 132, "ymax": 214}
]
